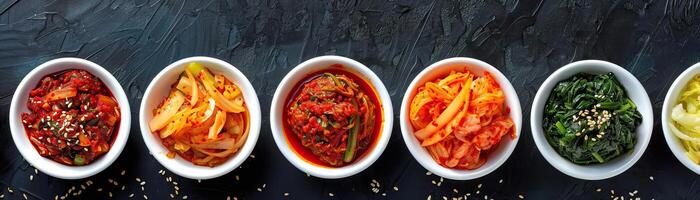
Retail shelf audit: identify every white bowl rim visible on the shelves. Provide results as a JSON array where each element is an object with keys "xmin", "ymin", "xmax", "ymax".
[
  {"xmin": 269, "ymin": 55, "xmax": 394, "ymax": 179},
  {"xmin": 661, "ymin": 62, "xmax": 700, "ymax": 175},
  {"xmin": 530, "ymin": 59, "xmax": 654, "ymax": 180},
  {"xmin": 138, "ymin": 56, "xmax": 261, "ymax": 180},
  {"xmin": 9, "ymin": 57, "xmax": 131, "ymax": 179},
  {"xmin": 399, "ymin": 57, "xmax": 523, "ymax": 180}
]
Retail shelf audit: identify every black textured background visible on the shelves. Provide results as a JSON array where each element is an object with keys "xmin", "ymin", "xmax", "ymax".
[{"xmin": 1, "ymin": 0, "xmax": 700, "ymax": 199}]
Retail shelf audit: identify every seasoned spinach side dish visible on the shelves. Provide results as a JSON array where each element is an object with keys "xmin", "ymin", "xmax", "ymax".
[{"xmin": 543, "ymin": 72, "xmax": 642, "ymax": 164}]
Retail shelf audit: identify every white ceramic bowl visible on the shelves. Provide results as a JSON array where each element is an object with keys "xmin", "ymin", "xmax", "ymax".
[
  {"xmin": 139, "ymin": 56, "xmax": 261, "ymax": 180},
  {"xmin": 399, "ymin": 57, "xmax": 522, "ymax": 180},
  {"xmin": 270, "ymin": 55, "xmax": 393, "ymax": 179},
  {"xmin": 9, "ymin": 58, "xmax": 131, "ymax": 179},
  {"xmin": 531, "ymin": 60, "xmax": 653, "ymax": 180},
  {"xmin": 662, "ymin": 62, "xmax": 700, "ymax": 175}
]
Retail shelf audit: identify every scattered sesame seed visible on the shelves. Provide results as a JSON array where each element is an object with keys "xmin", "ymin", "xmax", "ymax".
[
  {"xmin": 129, "ymin": 193, "xmax": 134, "ymax": 198},
  {"xmin": 649, "ymin": 176, "xmax": 654, "ymax": 181},
  {"xmin": 284, "ymin": 192, "xmax": 289, "ymax": 196},
  {"xmin": 22, "ymin": 193, "xmax": 28, "ymax": 200},
  {"xmin": 427, "ymin": 195, "xmax": 431, "ymax": 200},
  {"xmin": 182, "ymin": 196, "xmax": 188, "ymax": 199},
  {"xmin": 121, "ymin": 170, "xmax": 126, "ymax": 176},
  {"xmin": 329, "ymin": 193, "xmax": 334, "ymax": 197},
  {"xmin": 596, "ymin": 188, "xmax": 602, "ymax": 192},
  {"xmin": 426, "ymin": 171, "xmax": 432, "ymax": 176},
  {"xmin": 518, "ymin": 194, "xmax": 524, "ymax": 199},
  {"xmin": 499, "ymin": 179, "xmax": 503, "ymax": 183},
  {"xmin": 393, "ymin": 186, "xmax": 398, "ymax": 191},
  {"xmin": 257, "ymin": 188, "xmax": 262, "ymax": 192},
  {"xmin": 30, "ymin": 175, "xmax": 33, "ymax": 181},
  {"xmin": 144, "ymin": 194, "xmax": 148, "ymax": 199},
  {"xmin": 477, "ymin": 184, "xmax": 482, "ymax": 188}
]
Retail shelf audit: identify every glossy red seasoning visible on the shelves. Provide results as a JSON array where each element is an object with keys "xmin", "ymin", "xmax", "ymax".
[
  {"xmin": 21, "ymin": 69, "xmax": 120, "ymax": 166},
  {"xmin": 283, "ymin": 66, "xmax": 383, "ymax": 167}
]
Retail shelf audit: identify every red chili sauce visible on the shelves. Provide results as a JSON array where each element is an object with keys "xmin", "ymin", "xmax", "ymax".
[
  {"xmin": 283, "ymin": 66, "xmax": 383, "ymax": 167},
  {"xmin": 21, "ymin": 69, "xmax": 120, "ymax": 166}
]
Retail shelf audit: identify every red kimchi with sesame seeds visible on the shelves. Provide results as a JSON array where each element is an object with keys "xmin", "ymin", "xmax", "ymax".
[
  {"xmin": 21, "ymin": 69, "xmax": 120, "ymax": 166},
  {"xmin": 283, "ymin": 68, "xmax": 382, "ymax": 167}
]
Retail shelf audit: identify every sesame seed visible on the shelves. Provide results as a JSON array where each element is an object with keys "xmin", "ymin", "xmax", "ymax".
[
  {"xmin": 394, "ymin": 186, "xmax": 399, "ymax": 191},
  {"xmin": 596, "ymin": 188, "xmax": 602, "ymax": 192},
  {"xmin": 518, "ymin": 194, "xmax": 524, "ymax": 199},
  {"xmin": 284, "ymin": 192, "xmax": 289, "ymax": 196},
  {"xmin": 182, "ymin": 196, "xmax": 188, "ymax": 199},
  {"xmin": 329, "ymin": 193, "xmax": 334, "ymax": 197},
  {"xmin": 477, "ymin": 183, "xmax": 482, "ymax": 188},
  {"xmin": 499, "ymin": 179, "xmax": 503, "ymax": 183},
  {"xmin": 649, "ymin": 176, "xmax": 654, "ymax": 181},
  {"xmin": 121, "ymin": 170, "xmax": 126, "ymax": 176},
  {"xmin": 426, "ymin": 171, "xmax": 432, "ymax": 176},
  {"xmin": 30, "ymin": 175, "xmax": 33, "ymax": 181}
]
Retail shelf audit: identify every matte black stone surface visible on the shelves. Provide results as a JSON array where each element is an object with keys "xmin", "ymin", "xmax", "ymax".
[{"xmin": 1, "ymin": 0, "xmax": 699, "ymax": 199}]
